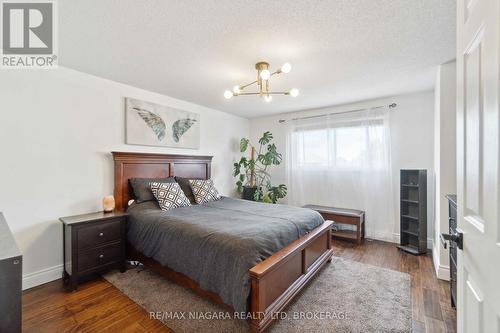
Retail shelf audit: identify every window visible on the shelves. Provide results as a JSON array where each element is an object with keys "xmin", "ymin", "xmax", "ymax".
[
  {"xmin": 292, "ymin": 119, "xmax": 385, "ymax": 170},
  {"xmin": 299, "ymin": 129, "xmax": 328, "ymax": 165}
]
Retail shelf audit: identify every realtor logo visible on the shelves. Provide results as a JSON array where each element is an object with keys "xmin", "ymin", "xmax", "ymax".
[{"xmin": 1, "ymin": 1, "xmax": 57, "ymax": 68}]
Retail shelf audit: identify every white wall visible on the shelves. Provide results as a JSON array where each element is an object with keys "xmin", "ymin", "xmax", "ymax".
[
  {"xmin": 250, "ymin": 91, "xmax": 435, "ymax": 245},
  {"xmin": 0, "ymin": 67, "xmax": 249, "ymax": 289},
  {"xmin": 433, "ymin": 61, "xmax": 457, "ymax": 280}
]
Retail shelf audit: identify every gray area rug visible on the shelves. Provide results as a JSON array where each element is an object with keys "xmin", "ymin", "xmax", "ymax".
[{"xmin": 104, "ymin": 257, "xmax": 411, "ymax": 333}]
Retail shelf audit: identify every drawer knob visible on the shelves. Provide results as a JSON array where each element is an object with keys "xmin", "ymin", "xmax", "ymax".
[
  {"xmin": 99, "ymin": 232, "xmax": 104, "ymax": 237},
  {"xmin": 99, "ymin": 254, "xmax": 104, "ymax": 259}
]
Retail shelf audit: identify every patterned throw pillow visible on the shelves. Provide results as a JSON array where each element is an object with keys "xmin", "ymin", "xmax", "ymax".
[
  {"xmin": 188, "ymin": 179, "xmax": 221, "ymax": 204},
  {"xmin": 150, "ymin": 182, "xmax": 191, "ymax": 210}
]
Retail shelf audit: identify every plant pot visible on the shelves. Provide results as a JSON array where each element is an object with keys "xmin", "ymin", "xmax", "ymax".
[{"xmin": 242, "ymin": 186, "xmax": 258, "ymax": 201}]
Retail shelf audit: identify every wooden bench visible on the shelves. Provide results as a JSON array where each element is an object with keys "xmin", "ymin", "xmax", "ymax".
[{"xmin": 303, "ymin": 205, "xmax": 365, "ymax": 244}]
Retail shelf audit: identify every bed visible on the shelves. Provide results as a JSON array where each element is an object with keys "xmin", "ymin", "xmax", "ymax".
[{"xmin": 113, "ymin": 152, "xmax": 333, "ymax": 332}]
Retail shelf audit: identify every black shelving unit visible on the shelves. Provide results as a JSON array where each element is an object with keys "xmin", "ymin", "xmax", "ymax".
[{"xmin": 397, "ymin": 169, "xmax": 427, "ymax": 255}]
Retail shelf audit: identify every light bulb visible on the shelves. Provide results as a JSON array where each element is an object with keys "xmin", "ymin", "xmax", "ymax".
[
  {"xmin": 260, "ymin": 69, "xmax": 271, "ymax": 80},
  {"xmin": 224, "ymin": 90, "xmax": 233, "ymax": 99},
  {"xmin": 232, "ymin": 85, "xmax": 241, "ymax": 94},
  {"xmin": 289, "ymin": 88, "xmax": 299, "ymax": 97},
  {"xmin": 264, "ymin": 95, "xmax": 272, "ymax": 103},
  {"xmin": 281, "ymin": 62, "xmax": 292, "ymax": 73}
]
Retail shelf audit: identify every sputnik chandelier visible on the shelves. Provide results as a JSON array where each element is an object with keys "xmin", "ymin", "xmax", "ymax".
[{"xmin": 224, "ymin": 62, "xmax": 299, "ymax": 103}]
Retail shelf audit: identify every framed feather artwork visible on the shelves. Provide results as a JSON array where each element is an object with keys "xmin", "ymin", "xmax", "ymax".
[{"xmin": 125, "ymin": 98, "xmax": 200, "ymax": 149}]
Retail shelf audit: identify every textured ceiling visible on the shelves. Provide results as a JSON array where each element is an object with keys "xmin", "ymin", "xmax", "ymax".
[{"xmin": 59, "ymin": 0, "xmax": 456, "ymax": 118}]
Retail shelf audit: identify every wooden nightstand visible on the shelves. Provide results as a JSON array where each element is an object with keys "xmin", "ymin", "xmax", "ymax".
[{"xmin": 60, "ymin": 211, "xmax": 128, "ymax": 291}]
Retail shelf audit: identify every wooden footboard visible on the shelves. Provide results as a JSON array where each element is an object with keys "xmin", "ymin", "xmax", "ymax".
[
  {"xmin": 128, "ymin": 221, "xmax": 333, "ymax": 332},
  {"xmin": 248, "ymin": 220, "xmax": 333, "ymax": 332}
]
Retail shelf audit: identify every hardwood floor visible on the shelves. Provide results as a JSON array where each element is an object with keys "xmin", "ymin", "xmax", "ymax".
[
  {"xmin": 22, "ymin": 239, "xmax": 456, "ymax": 332},
  {"xmin": 22, "ymin": 274, "xmax": 171, "ymax": 333}
]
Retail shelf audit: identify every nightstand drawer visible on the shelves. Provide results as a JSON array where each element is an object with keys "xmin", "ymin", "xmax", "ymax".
[
  {"xmin": 78, "ymin": 243, "xmax": 122, "ymax": 272},
  {"xmin": 77, "ymin": 220, "xmax": 122, "ymax": 249}
]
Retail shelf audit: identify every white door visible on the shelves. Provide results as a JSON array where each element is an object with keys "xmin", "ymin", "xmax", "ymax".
[{"xmin": 456, "ymin": 0, "xmax": 500, "ymax": 332}]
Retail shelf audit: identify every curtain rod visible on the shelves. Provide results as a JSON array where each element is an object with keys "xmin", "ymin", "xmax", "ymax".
[{"xmin": 278, "ymin": 103, "xmax": 397, "ymax": 123}]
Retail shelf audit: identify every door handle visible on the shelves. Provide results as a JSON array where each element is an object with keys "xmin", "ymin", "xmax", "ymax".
[{"xmin": 440, "ymin": 231, "xmax": 463, "ymax": 250}]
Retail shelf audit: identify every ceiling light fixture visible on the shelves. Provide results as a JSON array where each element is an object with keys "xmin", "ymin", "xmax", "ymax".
[{"xmin": 223, "ymin": 61, "xmax": 299, "ymax": 102}]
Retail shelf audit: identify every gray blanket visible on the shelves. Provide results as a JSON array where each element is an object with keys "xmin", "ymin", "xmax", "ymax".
[{"xmin": 127, "ymin": 197, "xmax": 324, "ymax": 313}]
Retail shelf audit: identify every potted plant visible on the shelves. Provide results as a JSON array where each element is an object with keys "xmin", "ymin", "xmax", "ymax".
[{"xmin": 233, "ymin": 131, "xmax": 287, "ymax": 203}]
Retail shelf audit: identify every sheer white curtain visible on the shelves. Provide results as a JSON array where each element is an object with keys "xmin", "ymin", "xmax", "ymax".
[{"xmin": 286, "ymin": 107, "xmax": 396, "ymax": 240}]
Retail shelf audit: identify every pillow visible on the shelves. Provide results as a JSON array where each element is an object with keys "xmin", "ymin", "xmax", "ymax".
[
  {"xmin": 150, "ymin": 182, "xmax": 191, "ymax": 210},
  {"xmin": 188, "ymin": 179, "xmax": 221, "ymax": 204},
  {"xmin": 174, "ymin": 176, "xmax": 197, "ymax": 204},
  {"xmin": 130, "ymin": 177, "xmax": 175, "ymax": 203}
]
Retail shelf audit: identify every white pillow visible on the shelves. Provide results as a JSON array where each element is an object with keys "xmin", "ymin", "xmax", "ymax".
[
  {"xmin": 188, "ymin": 179, "xmax": 221, "ymax": 204},
  {"xmin": 150, "ymin": 182, "xmax": 191, "ymax": 210}
]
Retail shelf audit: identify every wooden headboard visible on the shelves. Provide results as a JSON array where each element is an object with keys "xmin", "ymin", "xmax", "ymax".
[{"xmin": 112, "ymin": 152, "xmax": 213, "ymax": 211}]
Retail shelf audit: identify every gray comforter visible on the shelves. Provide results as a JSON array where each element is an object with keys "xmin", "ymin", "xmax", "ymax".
[{"xmin": 127, "ymin": 197, "xmax": 324, "ymax": 313}]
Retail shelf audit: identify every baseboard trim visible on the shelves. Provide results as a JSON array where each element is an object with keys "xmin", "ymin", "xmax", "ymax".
[
  {"xmin": 365, "ymin": 232, "xmax": 397, "ymax": 244},
  {"xmin": 436, "ymin": 264, "xmax": 450, "ymax": 281},
  {"xmin": 432, "ymin": 240, "xmax": 451, "ymax": 281},
  {"xmin": 363, "ymin": 232, "xmax": 433, "ymax": 250},
  {"xmin": 22, "ymin": 264, "xmax": 63, "ymax": 290}
]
